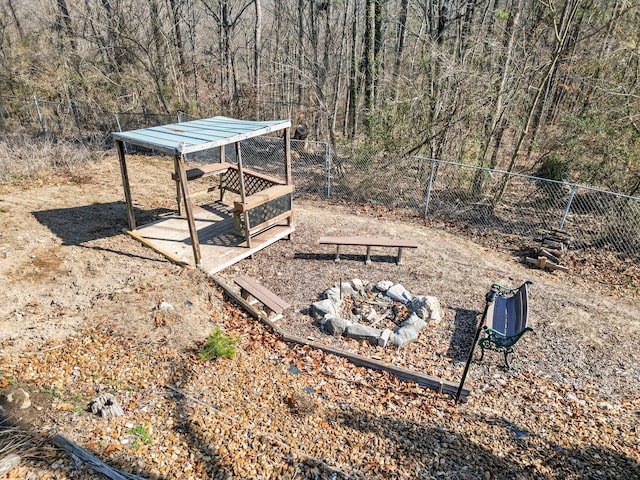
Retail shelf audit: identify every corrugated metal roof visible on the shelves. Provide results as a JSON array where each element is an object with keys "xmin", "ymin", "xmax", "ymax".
[{"xmin": 112, "ymin": 116, "xmax": 291, "ymax": 155}]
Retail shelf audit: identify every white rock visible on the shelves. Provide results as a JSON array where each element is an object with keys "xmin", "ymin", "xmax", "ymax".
[{"xmin": 378, "ymin": 329, "xmax": 393, "ymax": 347}]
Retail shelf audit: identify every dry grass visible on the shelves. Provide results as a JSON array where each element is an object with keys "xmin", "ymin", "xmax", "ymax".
[{"xmin": 0, "ymin": 135, "xmax": 102, "ymax": 183}]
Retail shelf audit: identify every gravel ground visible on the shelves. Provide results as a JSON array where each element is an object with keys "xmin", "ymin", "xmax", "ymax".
[{"xmin": 0, "ymin": 156, "xmax": 639, "ymax": 479}]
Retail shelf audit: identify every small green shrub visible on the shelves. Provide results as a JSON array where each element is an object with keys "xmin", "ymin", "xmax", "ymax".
[
  {"xmin": 128, "ymin": 424, "xmax": 153, "ymax": 450},
  {"xmin": 198, "ymin": 327, "xmax": 239, "ymax": 360},
  {"xmin": 535, "ymin": 154, "xmax": 570, "ymax": 183},
  {"xmin": 534, "ymin": 154, "xmax": 571, "ymax": 200}
]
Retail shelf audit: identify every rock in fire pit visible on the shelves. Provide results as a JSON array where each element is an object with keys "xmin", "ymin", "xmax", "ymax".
[{"xmin": 311, "ymin": 279, "xmax": 442, "ymax": 348}]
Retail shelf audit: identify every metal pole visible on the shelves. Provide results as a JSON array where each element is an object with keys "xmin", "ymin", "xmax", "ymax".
[
  {"xmin": 423, "ymin": 158, "xmax": 437, "ymax": 218},
  {"xmin": 71, "ymin": 102, "xmax": 82, "ymax": 139},
  {"xmin": 455, "ymin": 295, "xmax": 493, "ymax": 404},
  {"xmin": 559, "ymin": 184, "xmax": 577, "ymax": 230},
  {"xmin": 34, "ymin": 96, "xmax": 46, "ymax": 135},
  {"xmin": 114, "ymin": 113, "xmax": 128, "ymax": 153}
]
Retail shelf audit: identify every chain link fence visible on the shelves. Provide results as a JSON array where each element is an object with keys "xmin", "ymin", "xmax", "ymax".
[
  {"xmin": 0, "ymin": 96, "xmax": 177, "ymax": 147},
  {"xmin": 2, "ymin": 97, "xmax": 639, "ymax": 262}
]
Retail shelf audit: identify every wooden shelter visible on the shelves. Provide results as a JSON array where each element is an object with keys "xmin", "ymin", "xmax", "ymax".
[{"xmin": 112, "ymin": 116, "xmax": 295, "ymax": 274}]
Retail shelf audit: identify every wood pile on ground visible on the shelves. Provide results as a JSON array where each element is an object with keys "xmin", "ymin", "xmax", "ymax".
[{"xmin": 526, "ymin": 229, "xmax": 572, "ymax": 272}]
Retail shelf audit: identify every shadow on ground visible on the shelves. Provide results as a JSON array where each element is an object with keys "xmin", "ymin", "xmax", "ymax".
[
  {"xmin": 447, "ymin": 307, "xmax": 480, "ymax": 362},
  {"xmin": 32, "ymin": 201, "xmax": 172, "ymax": 245}
]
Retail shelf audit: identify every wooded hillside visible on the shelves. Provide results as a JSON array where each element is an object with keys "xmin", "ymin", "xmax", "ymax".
[{"xmin": 1, "ymin": 0, "xmax": 639, "ymax": 194}]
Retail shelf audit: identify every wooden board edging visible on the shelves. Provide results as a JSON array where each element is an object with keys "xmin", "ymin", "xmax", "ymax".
[{"xmin": 212, "ymin": 276, "xmax": 469, "ymax": 399}]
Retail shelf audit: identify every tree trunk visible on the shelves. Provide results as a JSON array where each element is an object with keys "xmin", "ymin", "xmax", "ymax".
[
  {"xmin": 6, "ymin": 0, "xmax": 25, "ymax": 42},
  {"xmin": 168, "ymin": 0, "xmax": 186, "ymax": 74},
  {"xmin": 493, "ymin": 0, "xmax": 582, "ymax": 205},
  {"xmin": 254, "ymin": 0, "xmax": 262, "ymax": 116},
  {"xmin": 56, "ymin": 0, "xmax": 77, "ymax": 50},
  {"xmin": 347, "ymin": 0, "xmax": 360, "ymax": 138},
  {"xmin": 362, "ymin": 0, "xmax": 374, "ymax": 129}
]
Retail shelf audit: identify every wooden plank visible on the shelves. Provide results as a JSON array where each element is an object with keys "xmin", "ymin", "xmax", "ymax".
[
  {"xmin": 242, "ymin": 167, "xmax": 286, "ymax": 186},
  {"xmin": 234, "ymin": 185, "xmax": 294, "ymax": 212},
  {"xmin": 171, "ymin": 161, "xmax": 233, "ymax": 181},
  {"xmin": 235, "ymin": 276, "xmax": 291, "ymax": 313},
  {"xmin": 212, "ymin": 276, "xmax": 469, "ymax": 399},
  {"xmin": 129, "ymin": 209, "xmax": 294, "ymax": 274},
  {"xmin": 319, "ymin": 236, "xmax": 419, "ymax": 248},
  {"xmin": 247, "ymin": 210, "xmax": 293, "ymax": 236},
  {"xmin": 116, "ymin": 140, "xmax": 136, "ymax": 231},
  {"xmin": 52, "ymin": 434, "xmax": 148, "ymax": 480},
  {"xmin": 125, "ymin": 229, "xmax": 189, "ymax": 266}
]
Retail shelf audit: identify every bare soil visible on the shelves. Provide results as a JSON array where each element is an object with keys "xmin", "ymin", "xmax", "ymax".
[{"xmin": 0, "ymin": 155, "xmax": 638, "ymax": 479}]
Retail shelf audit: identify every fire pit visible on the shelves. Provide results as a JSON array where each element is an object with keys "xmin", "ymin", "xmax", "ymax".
[{"xmin": 311, "ymin": 279, "xmax": 442, "ymax": 348}]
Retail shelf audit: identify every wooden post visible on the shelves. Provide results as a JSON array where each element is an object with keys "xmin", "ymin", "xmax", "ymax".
[
  {"xmin": 283, "ymin": 127, "xmax": 294, "ymax": 233},
  {"xmin": 174, "ymin": 156, "xmax": 183, "ymax": 216},
  {"xmin": 235, "ymin": 143, "xmax": 252, "ymax": 248},
  {"xmin": 219, "ymin": 145, "xmax": 226, "ymax": 201},
  {"xmin": 284, "ymin": 127, "xmax": 292, "ymax": 186},
  {"xmin": 116, "ymin": 140, "xmax": 136, "ymax": 231},
  {"xmin": 176, "ymin": 153, "xmax": 201, "ymax": 266}
]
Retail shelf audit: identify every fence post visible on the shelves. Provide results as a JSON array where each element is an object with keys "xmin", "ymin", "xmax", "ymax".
[
  {"xmin": 423, "ymin": 158, "xmax": 436, "ymax": 218},
  {"xmin": 114, "ymin": 113, "xmax": 128, "ymax": 153},
  {"xmin": 71, "ymin": 102, "xmax": 82, "ymax": 139},
  {"xmin": 326, "ymin": 143, "xmax": 332, "ymax": 199},
  {"xmin": 559, "ymin": 184, "xmax": 577, "ymax": 230},
  {"xmin": 0, "ymin": 104, "xmax": 5, "ymax": 131},
  {"xmin": 34, "ymin": 96, "xmax": 46, "ymax": 135}
]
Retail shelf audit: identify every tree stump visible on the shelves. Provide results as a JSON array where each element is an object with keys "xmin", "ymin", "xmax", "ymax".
[{"xmin": 89, "ymin": 393, "xmax": 123, "ymax": 418}]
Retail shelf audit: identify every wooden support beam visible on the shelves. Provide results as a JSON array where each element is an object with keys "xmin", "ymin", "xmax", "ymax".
[
  {"xmin": 116, "ymin": 140, "xmax": 136, "ymax": 231},
  {"xmin": 175, "ymin": 154, "xmax": 201, "ymax": 266}
]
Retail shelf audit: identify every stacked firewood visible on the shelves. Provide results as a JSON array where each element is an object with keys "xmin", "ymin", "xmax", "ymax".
[{"xmin": 526, "ymin": 229, "xmax": 572, "ymax": 272}]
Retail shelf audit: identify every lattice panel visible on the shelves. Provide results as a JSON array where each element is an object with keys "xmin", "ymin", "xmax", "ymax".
[
  {"xmin": 222, "ymin": 169, "xmax": 242, "ymax": 194},
  {"xmin": 222, "ymin": 169, "xmax": 275, "ymax": 196},
  {"xmin": 245, "ymin": 174, "xmax": 274, "ymax": 195},
  {"xmin": 235, "ymin": 194, "xmax": 292, "ymax": 234}
]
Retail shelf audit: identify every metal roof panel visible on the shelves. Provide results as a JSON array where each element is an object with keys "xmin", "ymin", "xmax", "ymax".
[{"xmin": 112, "ymin": 116, "xmax": 291, "ymax": 154}]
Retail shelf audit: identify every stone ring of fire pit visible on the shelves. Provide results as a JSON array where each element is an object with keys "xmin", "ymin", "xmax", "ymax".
[{"xmin": 311, "ymin": 279, "xmax": 442, "ymax": 348}]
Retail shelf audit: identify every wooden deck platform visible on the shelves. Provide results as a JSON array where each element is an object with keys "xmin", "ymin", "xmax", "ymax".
[{"xmin": 126, "ymin": 202, "xmax": 294, "ymax": 274}]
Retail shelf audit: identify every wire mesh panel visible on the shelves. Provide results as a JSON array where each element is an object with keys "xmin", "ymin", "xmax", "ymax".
[
  {"xmin": 418, "ymin": 157, "xmax": 640, "ymax": 261},
  {"xmin": 2, "ymin": 97, "xmax": 638, "ymax": 262},
  {"xmin": 327, "ymin": 145, "xmax": 424, "ymax": 212},
  {"xmin": 0, "ymin": 97, "xmax": 42, "ymax": 134},
  {"xmin": 563, "ymin": 187, "xmax": 640, "ymax": 258}
]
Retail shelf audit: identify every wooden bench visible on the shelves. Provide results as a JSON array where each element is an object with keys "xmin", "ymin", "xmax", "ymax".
[
  {"xmin": 318, "ymin": 236, "xmax": 419, "ymax": 265},
  {"xmin": 233, "ymin": 184, "xmax": 294, "ymax": 239},
  {"xmin": 171, "ymin": 161, "xmax": 233, "ymax": 182},
  {"xmin": 234, "ymin": 275, "xmax": 291, "ymax": 321}
]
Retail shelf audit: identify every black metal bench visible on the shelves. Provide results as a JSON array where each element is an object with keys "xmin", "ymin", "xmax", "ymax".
[
  {"xmin": 456, "ymin": 281, "xmax": 533, "ymax": 402},
  {"xmin": 478, "ymin": 281, "xmax": 533, "ymax": 369},
  {"xmin": 234, "ymin": 275, "xmax": 291, "ymax": 321}
]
